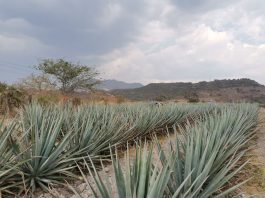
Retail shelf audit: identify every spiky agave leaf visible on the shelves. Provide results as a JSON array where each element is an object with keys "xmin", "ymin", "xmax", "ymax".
[
  {"xmin": 14, "ymin": 106, "xmax": 78, "ymax": 192},
  {"xmin": 0, "ymin": 120, "xmax": 22, "ymax": 194},
  {"xmin": 14, "ymin": 102, "xmax": 234, "ymax": 194},
  {"xmin": 156, "ymin": 104, "xmax": 259, "ymax": 198},
  {"xmin": 69, "ymin": 105, "xmax": 128, "ymax": 159},
  {"xmin": 73, "ymin": 143, "xmax": 172, "ymax": 198},
  {"xmin": 0, "ymin": 120, "xmax": 13, "ymax": 189},
  {"xmin": 67, "ymin": 103, "xmax": 204, "ymax": 166}
]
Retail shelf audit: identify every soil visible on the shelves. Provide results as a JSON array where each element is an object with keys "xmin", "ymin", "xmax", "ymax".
[
  {"xmin": 21, "ymin": 109, "xmax": 265, "ymax": 197},
  {"xmin": 32, "ymin": 132, "xmax": 176, "ymax": 198},
  {"xmin": 240, "ymin": 108, "xmax": 265, "ymax": 197}
]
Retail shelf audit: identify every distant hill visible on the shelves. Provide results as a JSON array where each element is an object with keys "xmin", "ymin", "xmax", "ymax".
[
  {"xmin": 97, "ymin": 80, "xmax": 143, "ymax": 91},
  {"xmin": 111, "ymin": 78, "xmax": 265, "ymax": 103}
]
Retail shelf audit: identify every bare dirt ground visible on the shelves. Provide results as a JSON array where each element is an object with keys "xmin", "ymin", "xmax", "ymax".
[
  {"xmin": 241, "ymin": 108, "xmax": 265, "ymax": 197},
  {"xmin": 24, "ymin": 109, "xmax": 265, "ymax": 197},
  {"xmin": 33, "ymin": 133, "xmax": 176, "ymax": 198}
]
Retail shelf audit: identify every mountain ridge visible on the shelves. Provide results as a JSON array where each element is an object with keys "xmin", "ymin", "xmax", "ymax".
[
  {"xmin": 97, "ymin": 79, "xmax": 143, "ymax": 90},
  {"xmin": 111, "ymin": 78, "xmax": 265, "ymax": 103}
]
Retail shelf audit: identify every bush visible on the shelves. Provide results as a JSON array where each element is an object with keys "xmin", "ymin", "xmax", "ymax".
[
  {"xmin": 0, "ymin": 86, "xmax": 26, "ymax": 114},
  {"xmin": 72, "ymin": 97, "xmax": 81, "ymax": 106},
  {"xmin": 154, "ymin": 95, "xmax": 168, "ymax": 102},
  {"xmin": 36, "ymin": 93, "xmax": 59, "ymax": 106},
  {"xmin": 116, "ymin": 95, "xmax": 126, "ymax": 103},
  {"xmin": 188, "ymin": 97, "xmax": 199, "ymax": 103},
  {"xmin": 0, "ymin": 82, "xmax": 7, "ymax": 93},
  {"xmin": 185, "ymin": 92, "xmax": 199, "ymax": 103}
]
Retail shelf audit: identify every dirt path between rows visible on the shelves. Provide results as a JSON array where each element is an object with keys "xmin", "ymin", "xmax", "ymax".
[
  {"xmin": 34, "ymin": 133, "xmax": 176, "ymax": 198},
  {"xmin": 241, "ymin": 108, "xmax": 265, "ymax": 197},
  {"xmin": 31, "ymin": 109, "xmax": 265, "ymax": 198}
]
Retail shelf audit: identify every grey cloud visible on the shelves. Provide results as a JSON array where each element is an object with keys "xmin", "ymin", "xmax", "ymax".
[
  {"xmin": 137, "ymin": 58, "xmax": 240, "ymax": 83},
  {"xmin": 0, "ymin": 0, "xmax": 148, "ymax": 56},
  {"xmin": 0, "ymin": 0, "xmax": 265, "ymax": 85},
  {"xmin": 171, "ymin": 0, "xmax": 238, "ymax": 11}
]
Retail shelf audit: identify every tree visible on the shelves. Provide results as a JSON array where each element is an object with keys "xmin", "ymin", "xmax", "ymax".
[
  {"xmin": 19, "ymin": 74, "xmax": 55, "ymax": 91},
  {"xmin": 36, "ymin": 59, "xmax": 100, "ymax": 93}
]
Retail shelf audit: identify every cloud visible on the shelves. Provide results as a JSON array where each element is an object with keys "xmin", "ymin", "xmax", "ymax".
[
  {"xmin": 0, "ymin": 0, "xmax": 265, "ymax": 85},
  {"xmin": 0, "ymin": 0, "xmax": 150, "ymax": 56},
  {"xmin": 169, "ymin": 0, "xmax": 239, "ymax": 13},
  {"xmin": 99, "ymin": 20, "xmax": 265, "ymax": 84}
]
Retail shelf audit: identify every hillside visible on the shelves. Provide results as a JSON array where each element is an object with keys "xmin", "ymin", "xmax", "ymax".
[
  {"xmin": 111, "ymin": 78, "xmax": 265, "ymax": 103},
  {"xmin": 97, "ymin": 79, "xmax": 143, "ymax": 90}
]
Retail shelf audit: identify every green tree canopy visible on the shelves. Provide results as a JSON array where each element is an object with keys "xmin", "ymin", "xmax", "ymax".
[{"xmin": 36, "ymin": 59, "xmax": 100, "ymax": 93}]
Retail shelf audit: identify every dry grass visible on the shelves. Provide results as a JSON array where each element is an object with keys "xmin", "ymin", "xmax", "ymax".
[
  {"xmin": 239, "ymin": 108, "xmax": 265, "ymax": 197},
  {"xmin": 240, "ymin": 155, "xmax": 265, "ymax": 197}
]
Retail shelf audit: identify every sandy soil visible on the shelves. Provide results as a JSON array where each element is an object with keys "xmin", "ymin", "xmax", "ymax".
[
  {"xmin": 241, "ymin": 108, "xmax": 265, "ymax": 197},
  {"xmin": 32, "ymin": 133, "xmax": 176, "ymax": 198},
  {"xmin": 23, "ymin": 109, "xmax": 265, "ymax": 197}
]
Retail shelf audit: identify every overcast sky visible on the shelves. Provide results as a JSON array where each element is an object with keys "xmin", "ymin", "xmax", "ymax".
[{"xmin": 0, "ymin": 0, "xmax": 265, "ymax": 85}]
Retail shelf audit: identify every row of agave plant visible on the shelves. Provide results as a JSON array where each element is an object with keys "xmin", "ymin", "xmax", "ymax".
[
  {"xmin": 72, "ymin": 103, "xmax": 259, "ymax": 197},
  {"xmin": 0, "ymin": 102, "xmax": 216, "ymax": 196}
]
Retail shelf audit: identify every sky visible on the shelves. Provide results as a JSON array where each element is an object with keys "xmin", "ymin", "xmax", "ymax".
[{"xmin": 0, "ymin": 0, "xmax": 265, "ymax": 85}]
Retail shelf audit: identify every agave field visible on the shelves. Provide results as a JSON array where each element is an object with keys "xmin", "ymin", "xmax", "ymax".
[{"xmin": 0, "ymin": 102, "xmax": 260, "ymax": 197}]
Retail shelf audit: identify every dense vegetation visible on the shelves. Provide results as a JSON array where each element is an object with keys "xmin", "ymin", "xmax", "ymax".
[
  {"xmin": 36, "ymin": 59, "xmax": 100, "ymax": 93},
  {"xmin": 78, "ymin": 103, "xmax": 259, "ymax": 197},
  {"xmin": 0, "ymin": 102, "xmax": 260, "ymax": 197},
  {"xmin": 0, "ymin": 82, "xmax": 26, "ymax": 114}
]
